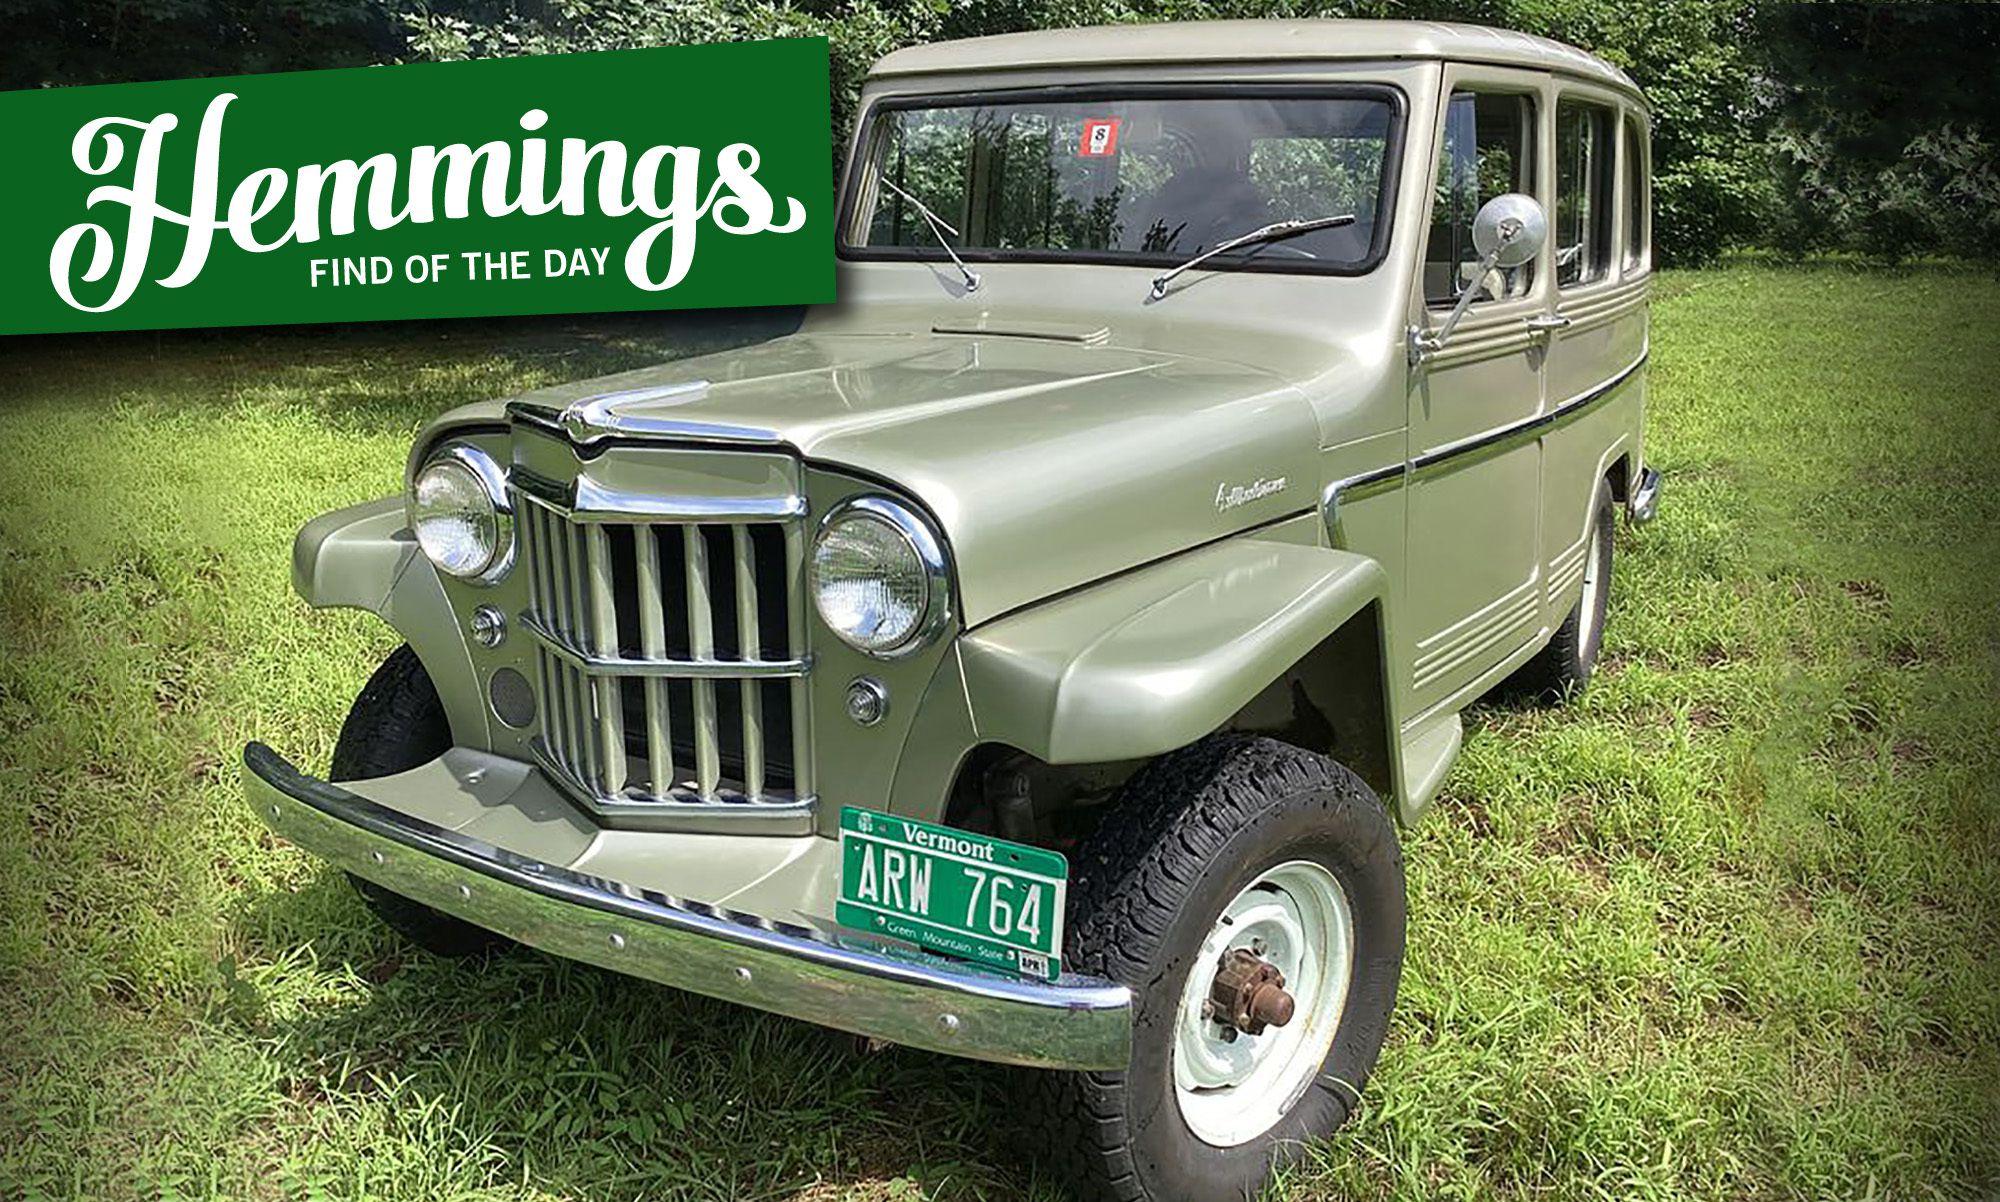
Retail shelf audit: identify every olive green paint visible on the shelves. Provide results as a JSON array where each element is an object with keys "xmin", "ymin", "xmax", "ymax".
[{"xmin": 265, "ymin": 23, "xmax": 1655, "ymax": 962}]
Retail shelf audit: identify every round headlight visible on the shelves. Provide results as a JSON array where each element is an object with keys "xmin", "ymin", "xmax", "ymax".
[
  {"xmin": 812, "ymin": 497, "xmax": 947, "ymax": 656},
  {"xmin": 411, "ymin": 443, "xmax": 513, "ymax": 583}
]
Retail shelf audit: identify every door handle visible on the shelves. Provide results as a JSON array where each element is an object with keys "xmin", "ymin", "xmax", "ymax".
[{"xmin": 1525, "ymin": 313, "xmax": 1573, "ymax": 335}]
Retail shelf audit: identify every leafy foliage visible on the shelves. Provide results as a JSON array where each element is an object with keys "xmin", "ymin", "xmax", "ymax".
[
  {"xmin": 1756, "ymin": 3, "xmax": 2000, "ymax": 261},
  {"xmin": 0, "ymin": 0, "xmax": 404, "ymax": 86}
]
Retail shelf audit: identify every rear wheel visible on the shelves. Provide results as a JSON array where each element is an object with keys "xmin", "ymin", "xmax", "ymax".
[
  {"xmin": 332, "ymin": 645, "xmax": 500, "ymax": 958},
  {"xmin": 1506, "ymin": 477, "xmax": 1615, "ymax": 703},
  {"xmin": 1029, "ymin": 734, "xmax": 1405, "ymax": 1202}
]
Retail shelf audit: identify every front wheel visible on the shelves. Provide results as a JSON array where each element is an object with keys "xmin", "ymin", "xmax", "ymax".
[
  {"xmin": 332, "ymin": 645, "xmax": 502, "ymax": 958},
  {"xmin": 1029, "ymin": 735, "xmax": 1405, "ymax": 1202}
]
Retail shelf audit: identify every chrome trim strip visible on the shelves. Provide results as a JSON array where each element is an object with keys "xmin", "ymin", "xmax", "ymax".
[
  {"xmin": 1411, "ymin": 353, "xmax": 1647, "ymax": 472},
  {"xmin": 513, "ymin": 472, "xmax": 807, "ymax": 523},
  {"xmin": 522, "ymin": 612, "xmax": 811, "ymax": 679},
  {"xmin": 1322, "ymin": 353, "xmax": 1647, "ymax": 538},
  {"xmin": 526, "ymin": 739, "xmax": 817, "ymax": 834},
  {"xmin": 732, "ymin": 526, "xmax": 768, "ymax": 801},
  {"xmin": 1320, "ymin": 461, "xmax": 1408, "ymax": 544},
  {"xmin": 244, "ymin": 742, "xmax": 1131, "ymax": 1070},
  {"xmin": 506, "ymin": 387, "xmax": 788, "ymax": 448}
]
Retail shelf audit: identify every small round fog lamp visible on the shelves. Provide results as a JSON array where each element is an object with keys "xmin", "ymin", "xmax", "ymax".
[{"xmin": 845, "ymin": 677, "xmax": 889, "ymax": 727}]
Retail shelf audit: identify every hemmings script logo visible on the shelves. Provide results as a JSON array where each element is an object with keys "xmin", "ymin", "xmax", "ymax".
[
  {"xmin": 1215, "ymin": 476, "xmax": 1289, "ymax": 513},
  {"xmin": 50, "ymin": 94, "xmax": 808, "ymax": 314}
]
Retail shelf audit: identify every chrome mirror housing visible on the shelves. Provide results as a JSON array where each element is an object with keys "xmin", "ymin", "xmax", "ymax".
[
  {"xmin": 1409, "ymin": 192, "xmax": 1550, "ymax": 364},
  {"xmin": 1471, "ymin": 192, "xmax": 1547, "ymax": 269}
]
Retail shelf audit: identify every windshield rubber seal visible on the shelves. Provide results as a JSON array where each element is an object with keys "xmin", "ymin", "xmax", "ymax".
[{"xmin": 835, "ymin": 82, "xmax": 1408, "ymax": 280}]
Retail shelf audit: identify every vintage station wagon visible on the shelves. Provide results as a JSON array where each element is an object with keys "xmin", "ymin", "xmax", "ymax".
[{"xmin": 247, "ymin": 20, "xmax": 1660, "ymax": 1201}]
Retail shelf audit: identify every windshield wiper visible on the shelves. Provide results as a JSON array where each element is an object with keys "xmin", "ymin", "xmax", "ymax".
[
  {"xmin": 877, "ymin": 175, "xmax": 980, "ymax": 293},
  {"xmin": 1148, "ymin": 214, "xmax": 1356, "ymax": 300}
]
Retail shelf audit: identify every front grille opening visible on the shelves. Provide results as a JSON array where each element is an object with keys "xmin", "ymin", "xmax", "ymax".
[
  {"xmin": 749, "ymin": 524, "xmax": 792, "ymax": 657},
  {"xmin": 703, "ymin": 525, "xmax": 744, "ymax": 660},
  {"xmin": 606, "ymin": 524, "xmax": 642, "ymax": 657},
  {"xmin": 614, "ymin": 675, "xmax": 797, "ymax": 794},
  {"xmin": 517, "ymin": 488, "xmax": 810, "ymax": 811},
  {"xmin": 651, "ymin": 526, "xmax": 694, "ymax": 661}
]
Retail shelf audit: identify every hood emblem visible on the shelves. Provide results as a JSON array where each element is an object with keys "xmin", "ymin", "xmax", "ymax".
[
  {"xmin": 1215, "ymin": 476, "xmax": 1289, "ymax": 513},
  {"xmin": 557, "ymin": 380, "xmax": 712, "ymax": 444}
]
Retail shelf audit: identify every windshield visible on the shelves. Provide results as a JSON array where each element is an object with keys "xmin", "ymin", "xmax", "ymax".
[{"xmin": 842, "ymin": 90, "xmax": 1400, "ymax": 275}]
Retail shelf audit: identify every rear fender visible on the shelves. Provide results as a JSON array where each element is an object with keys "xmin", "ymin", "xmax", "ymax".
[
  {"xmin": 292, "ymin": 497, "xmax": 489, "ymax": 747},
  {"xmin": 958, "ymin": 535, "xmax": 1405, "ymax": 810}
]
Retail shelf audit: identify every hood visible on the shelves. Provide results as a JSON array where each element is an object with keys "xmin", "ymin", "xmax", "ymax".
[{"xmin": 432, "ymin": 329, "xmax": 1324, "ymax": 625}]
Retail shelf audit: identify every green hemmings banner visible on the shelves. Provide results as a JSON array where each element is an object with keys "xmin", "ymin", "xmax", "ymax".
[{"xmin": 0, "ymin": 40, "xmax": 834, "ymax": 334}]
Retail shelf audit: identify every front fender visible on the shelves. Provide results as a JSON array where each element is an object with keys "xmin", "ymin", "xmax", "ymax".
[
  {"xmin": 958, "ymin": 534, "xmax": 1397, "ymax": 789},
  {"xmin": 292, "ymin": 497, "xmax": 489, "ymax": 748}
]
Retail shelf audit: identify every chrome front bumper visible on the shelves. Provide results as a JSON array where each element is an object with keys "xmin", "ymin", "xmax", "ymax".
[{"xmin": 243, "ymin": 743, "xmax": 1131, "ymax": 1070}]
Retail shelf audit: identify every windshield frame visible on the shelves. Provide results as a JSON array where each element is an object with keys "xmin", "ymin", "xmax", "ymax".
[{"xmin": 836, "ymin": 82, "xmax": 1409, "ymax": 280}]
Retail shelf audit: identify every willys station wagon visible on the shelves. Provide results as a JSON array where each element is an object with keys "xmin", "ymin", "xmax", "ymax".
[{"xmin": 246, "ymin": 20, "xmax": 1661, "ymax": 1202}]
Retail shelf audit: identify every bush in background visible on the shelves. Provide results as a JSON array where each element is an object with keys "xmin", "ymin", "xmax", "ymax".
[{"xmin": 1756, "ymin": 4, "xmax": 2000, "ymax": 262}]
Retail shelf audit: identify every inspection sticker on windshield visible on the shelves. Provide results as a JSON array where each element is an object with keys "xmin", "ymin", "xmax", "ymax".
[
  {"xmin": 1079, "ymin": 117, "xmax": 1121, "ymax": 157},
  {"xmin": 837, "ymin": 807, "xmax": 1066, "ymax": 982}
]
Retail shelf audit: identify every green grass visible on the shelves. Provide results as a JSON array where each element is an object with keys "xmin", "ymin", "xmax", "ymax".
[{"xmin": 2, "ymin": 265, "xmax": 1996, "ymax": 1201}]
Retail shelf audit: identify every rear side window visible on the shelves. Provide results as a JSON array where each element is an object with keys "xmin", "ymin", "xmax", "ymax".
[
  {"xmin": 1425, "ymin": 90, "xmax": 1536, "ymax": 306},
  {"xmin": 1623, "ymin": 115, "xmax": 1649, "ymax": 272},
  {"xmin": 1554, "ymin": 99, "xmax": 1615, "ymax": 287}
]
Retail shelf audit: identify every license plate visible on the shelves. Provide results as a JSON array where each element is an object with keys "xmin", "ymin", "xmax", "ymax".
[{"xmin": 836, "ymin": 806, "xmax": 1067, "ymax": 982}]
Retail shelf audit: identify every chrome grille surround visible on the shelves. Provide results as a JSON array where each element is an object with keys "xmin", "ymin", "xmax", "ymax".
[{"xmin": 510, "ymin": 466, "xmax": 816, "ymax": 830}]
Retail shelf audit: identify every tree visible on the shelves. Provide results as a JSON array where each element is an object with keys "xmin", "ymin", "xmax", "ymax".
[{"xmin": 1756, "ymin": 3, "xmax": 2000, "ymax": 260}]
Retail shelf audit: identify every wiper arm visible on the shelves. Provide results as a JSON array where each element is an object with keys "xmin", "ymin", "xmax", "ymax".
[
  {"xmin": 1148, "ymin": 214, "xmax": 1356, "ymax": 300},
  {"xmin": 878, "ymin": 175, "xmax": 980, "ymax": 293}
]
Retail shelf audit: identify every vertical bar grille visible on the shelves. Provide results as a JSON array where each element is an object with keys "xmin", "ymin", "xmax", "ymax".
[{"xmin": 517, "ymin": 492, "xmax": 807, "ymax": 811}]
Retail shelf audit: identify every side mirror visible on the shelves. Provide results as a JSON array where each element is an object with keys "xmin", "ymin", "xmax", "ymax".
[
  {"xmin": 1409, "ymin": 192, "xmax": 1549, "ymax": 364},
  {"xmin": 1471, "ymin": 192, "xmax": 1548, "ymax": 269}
]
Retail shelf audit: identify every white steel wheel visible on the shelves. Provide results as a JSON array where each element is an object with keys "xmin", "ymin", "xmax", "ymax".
[
  {"xmin": 1578, "ymin": 508, "xmax": 1609, "ymax": 659},
  {"xmin": 1172, "ymin": 859, "xmax": 1356, "ymax": 1147}
]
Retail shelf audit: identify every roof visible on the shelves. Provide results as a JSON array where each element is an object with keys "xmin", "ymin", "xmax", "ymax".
[{"xmin": 870, "ymin": 19, "xmax": 1642, "ymax": 100}]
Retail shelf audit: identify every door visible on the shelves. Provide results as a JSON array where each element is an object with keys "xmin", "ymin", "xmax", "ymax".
[
  {"xmin": 1539, "ymin": 90, "xmax": 1652, "ymax": 631},
  {"xmin": 1404, "ymin": 67, "xmax": 1552, "ymax": 715}
]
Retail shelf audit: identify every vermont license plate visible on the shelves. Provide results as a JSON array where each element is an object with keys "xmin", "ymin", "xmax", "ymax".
[{"xmin": 836, "ymin": 807, "xmax": 1066, "ymax": 982}]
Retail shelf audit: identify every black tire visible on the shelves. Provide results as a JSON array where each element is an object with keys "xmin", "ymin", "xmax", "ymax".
[
  {"xmin": 332, "ymin": 645, "xmax": 501, "ymax": 958},
  {"xmin": 1505, "ymin": 477, "xmax": 1615, "ymax": 704},
  {"xmin": 1029, "ymin": 734, "xmax": 1405, "ymax": 1202}
]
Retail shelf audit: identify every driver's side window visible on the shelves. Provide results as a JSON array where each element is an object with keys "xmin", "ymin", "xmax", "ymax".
[{"xmin": 1424, "ymin": 90, "xmax": 1538, "ymax": 306}]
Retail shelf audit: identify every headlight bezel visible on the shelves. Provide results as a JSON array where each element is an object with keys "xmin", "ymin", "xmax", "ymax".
[
  {"xmin": 411, "ymin": 440, "xmax": 515, "ymax": 586},
  {"xmin": 810, "ymin": 495, "xmax": 951, "ymax": 658}
]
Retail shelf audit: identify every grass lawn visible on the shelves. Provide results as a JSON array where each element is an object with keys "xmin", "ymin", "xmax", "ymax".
[{"xmin": 1, "ymin": 263, "xmax": 1996, "ymax": 1201}]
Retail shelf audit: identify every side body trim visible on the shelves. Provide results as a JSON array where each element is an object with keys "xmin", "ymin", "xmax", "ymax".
[
  {"xmin": 1320, "ymin": 351, "xmax": 1647, "ymax": 532},
  {"xmin": 1411, "ymin": 352, "xmax": 1646, "ymax": 471}
]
